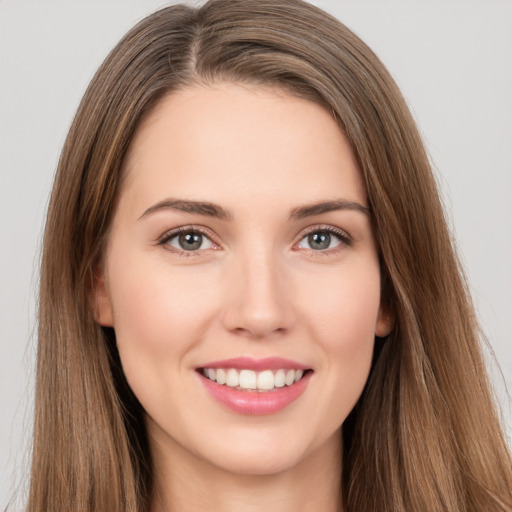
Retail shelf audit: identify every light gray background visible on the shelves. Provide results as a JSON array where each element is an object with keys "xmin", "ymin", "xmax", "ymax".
[{"xmin": 1, "ymin": 0, "xmax": 511, "ymax": 507}]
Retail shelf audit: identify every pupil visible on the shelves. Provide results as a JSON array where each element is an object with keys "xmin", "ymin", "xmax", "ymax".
[
  {"xmin": 179, "ymin": 232, "xmax": 202, "ymax": 250},
  {"xmin": 309, "ymin": 232, "xmax": 330, "ymax": 250}
]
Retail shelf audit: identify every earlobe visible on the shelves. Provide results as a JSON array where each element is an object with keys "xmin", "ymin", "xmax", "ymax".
[
  {"xmin": 375, "ymin": 306, "xmax": 394, "ymax": 338},
  {"xmin": 92, "ymin": 264, "xmax": 114, "ymax": 327}
]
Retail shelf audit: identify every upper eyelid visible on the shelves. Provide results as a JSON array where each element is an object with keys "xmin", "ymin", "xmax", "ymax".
[
  {"xmin": 157, "ymin": 225, "xmax": 218, "ymax": 245},
  {"xmin": 296, "ymin": 224, "xmax": 352, "ymax": 241}
]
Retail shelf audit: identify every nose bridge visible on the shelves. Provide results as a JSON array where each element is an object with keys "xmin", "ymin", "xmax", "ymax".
[{"xmin": 222, "ymin": 244, "xmax": 294, "ymax": 338}]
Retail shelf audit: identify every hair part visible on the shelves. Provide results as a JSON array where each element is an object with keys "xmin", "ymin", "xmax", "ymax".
[{"xmin": 30, "ymin": 1, "xmax": 512, "ymax": 511}]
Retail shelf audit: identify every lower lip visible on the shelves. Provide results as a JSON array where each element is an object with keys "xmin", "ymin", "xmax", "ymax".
[{"xmin": 198, "ymin": 372, "xmax": 312, "ymax": 415}]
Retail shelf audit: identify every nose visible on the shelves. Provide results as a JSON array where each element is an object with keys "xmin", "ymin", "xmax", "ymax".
[{"xmin": 221, "ymin": 250, "xmax": 296, "ymax": 339}]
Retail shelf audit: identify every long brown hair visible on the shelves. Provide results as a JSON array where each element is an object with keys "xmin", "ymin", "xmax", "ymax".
[{"xmin": 30, "ymin": 1, "xmax": 512, "ymax": 511}]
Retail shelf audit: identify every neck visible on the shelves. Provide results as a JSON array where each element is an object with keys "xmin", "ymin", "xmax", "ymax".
[{"xmin": 149, "ymin": 429, "xmax": 342, "ymax": 512}]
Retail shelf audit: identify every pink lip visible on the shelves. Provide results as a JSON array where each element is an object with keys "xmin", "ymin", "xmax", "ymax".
[
  {"xmin": 197, "ymin": 371, "xmax": 312, "ymax": 417},
  {"xmin": 198, "ymin": 356, "xmax": 310, "ymax": 371},
  {"xmin": 196, "ymin": 357, "xmax": 313, "ymax": 415}
]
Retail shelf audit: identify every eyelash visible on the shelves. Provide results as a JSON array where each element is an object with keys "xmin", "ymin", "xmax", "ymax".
[
  {"xmin": 157, "ymin": 226, "xmax": 218, "ymax": 257},
  {"xmin": 157, "ymin": 224, "xmax": 352, "ymax": 257},
  {"xmin": 296, "ymin": 225, "xmax": 353, "ymax": 255}
]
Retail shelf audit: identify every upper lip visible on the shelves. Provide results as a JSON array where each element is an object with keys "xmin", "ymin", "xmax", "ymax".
[{"xmin": 197, "ymin": 356, "xmax": 310, "ymax": 371}]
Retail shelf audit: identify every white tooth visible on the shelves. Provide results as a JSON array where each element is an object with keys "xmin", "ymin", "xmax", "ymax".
[
  {"xmin": 239, "ymin": 369, "xmax": 257, "ymax": 389},
  {"xmin": 274, "ymin": 369, "xmax": 285, "ymax": 388},
  {"xmin": 216, "ymin": 368, "xmax": 226, "ymax": 385},
  {"xmin": 294, "ymin": 369, "xmax": 304, "ymax": 382},
  {"xmin": 226, "ymin": 368, "xmax": 239, "ymax": 387},
  {"xmin": 257, "ymin": 370, "xmax": 274, "ymax": 390},
  {"xmin": 285, "ymin": 369, "xmax": 295, "ymax": 386},
  {"xmin": 207, "ymin": 368, "xmax": 216, "ymax": 381}
]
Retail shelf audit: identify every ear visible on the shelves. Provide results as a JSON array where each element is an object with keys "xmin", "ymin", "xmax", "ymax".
[
  {"xmin": 92, "ymin": 263, "xmax": 114, "ymax": 327},
  {"xmin": 375, "ymin": 304, "xmax": 394, "ymax": 338}
]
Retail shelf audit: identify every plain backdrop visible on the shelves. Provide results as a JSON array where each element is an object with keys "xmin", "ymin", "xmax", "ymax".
[{"xmin": 1, "ymin": 0, "xmax": 511, "ymax": 507}]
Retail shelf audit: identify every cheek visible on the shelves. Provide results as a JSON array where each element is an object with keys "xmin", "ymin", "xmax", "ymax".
[
  {"xmin": 105, "ymin": 251, "xmax": 223, "ymax": 389},
  {"xmin": 297, "ymin": 263, "xmax": 381, "ymax": 414},
  {"xmin": 109, "ymin": 255, "xmax": 214, "ymax": 340},
  {"xmin": 300, "ymin": 262, "xmax": 382, "ymax": 344},
  {"xmin": 105, "ymin": 252, "xmax": 226, "ymax": 423}
]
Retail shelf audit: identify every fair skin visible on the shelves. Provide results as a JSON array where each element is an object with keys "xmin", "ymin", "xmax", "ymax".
[{"xmin": 95, "ymin": 82, "xmax": 392, "ymax": 512}]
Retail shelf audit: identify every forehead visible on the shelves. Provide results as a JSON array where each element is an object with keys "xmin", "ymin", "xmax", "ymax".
[{"xmin": 120, "ymin": 82, "xmax": 366, "ymax": 217}]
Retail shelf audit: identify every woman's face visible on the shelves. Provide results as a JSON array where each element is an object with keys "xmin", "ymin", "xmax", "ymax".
[{"xmin": 95, "ymin": 83, "xmax": 391, "ymax": 477}]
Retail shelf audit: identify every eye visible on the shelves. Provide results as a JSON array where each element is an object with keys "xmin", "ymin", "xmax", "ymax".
[
  {"xmin": 297, "ymin": 227, "xmax": 350, "ymax": 251},
  {"xmin": 160, "ymin": 228, "xmax": 217, "ymax": 253}
]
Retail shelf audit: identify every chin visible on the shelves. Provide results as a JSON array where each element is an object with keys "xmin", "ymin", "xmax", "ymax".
[
  {"xmin": 207, "ymin": 446, "xmax": 309, "ymax": 477},
  {"xmin": 195, "ymin": 425, "xmax": 338, "ymax": 477}
]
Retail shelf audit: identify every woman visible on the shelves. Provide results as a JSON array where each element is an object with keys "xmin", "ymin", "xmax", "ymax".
[{"xmin": 27, "ymin": 0, "xmax": 512, "ymax": 511}]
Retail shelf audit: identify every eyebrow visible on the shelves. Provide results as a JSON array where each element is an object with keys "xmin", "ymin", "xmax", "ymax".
[
  {"xmin": 138, "ymin": 198, "xmax": 369, "ymax": 221},
  {"xmin": 289, "ymin": 200, "xmax": 370, "ymax": 219},
  {"xmin": 139, "ymin": 199, "xmax": 232, "ymax": 220}
]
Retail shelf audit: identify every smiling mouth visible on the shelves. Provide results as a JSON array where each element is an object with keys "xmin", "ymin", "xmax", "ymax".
[{"xmin": 198, "ymin": 368, "xmax": 312, "ymax": 392}]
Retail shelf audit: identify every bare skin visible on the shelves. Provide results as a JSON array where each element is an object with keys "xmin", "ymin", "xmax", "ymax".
[
  {"xmin": 150, "ymin": 427, "xmax": 342, "ymax": 512},
  {"xmin": 94, "ymin": 82, "xmax": 392, "ymax": 512}
]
